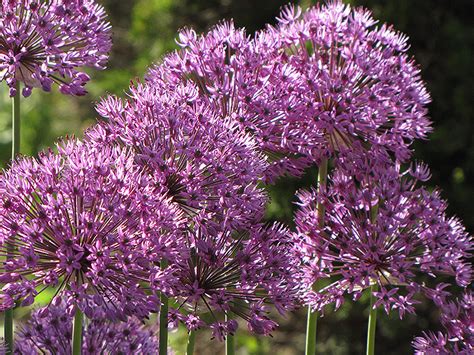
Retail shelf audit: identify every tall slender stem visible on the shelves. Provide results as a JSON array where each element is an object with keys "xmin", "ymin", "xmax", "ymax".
[
  {"xmin": 72, "ymin": 308, "xmax": 83, "ymax": 355},
  {"xmin": 186, "ymin": 330, "xmax": 196, "ymax": 355},
  {"xmin": 159, "ymin": 259, "xmax": 169, "ymax": 355},
  {"xmin": 4, "ymin": 83, "xmax": 21, "ymax": 354},
  {"xmin": 305, "ymin": 158, "xmax": 328, "ymax": 355},
  {"xmin": 365, "ymin": 200, "xmax": 379, "ymax": 355},
  {"xmin": 11, "ymin": 82, "xmax": 21, "ymax": 161},
  {"xmin": 305, "ymin": 305, "xmax": 318, "ymax": 355},
  {"xmin": 225, "ymin": 312, "xmax": 235, "ymax": 355},
  {"xmin": 366, "ymin": 284, "xmax": 378, "ymax": 355},
  {"xmin": 4, "ymin": 306, "xmax": 13, "ymax": 354}
]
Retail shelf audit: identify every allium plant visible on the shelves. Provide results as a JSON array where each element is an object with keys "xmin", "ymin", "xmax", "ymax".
[
  {"xmin": 86, "ymin": 82, "xmax": 268, "ymax": 229},
  {"xmin": 158, "ymin": 220, "xmax": 301, "ymax": 341},
  {"xmin": 266, "ymin": 3, "xmax": 433, "ymax": 352},
  {"xmin": 0, "ymin": 139, "xmax": 181, "ymax": 319},
  {"xmin": 413, "ymin": 290, "xmax": 474, "ymax": 354},
  {"xmin": 295, "ymin": 161, "xmax": 472, "ymax": 317},
  {"xmin": 262, "ymin": 1, "xmax": 432, "ymax": 163},
  {"xmin": 1, "ymin": 1, "xmax": 111, "ymax": 351},
  {"xmin": 15, "ymin": 299, "xmax": 161, "ymax": 354},
  {"xmin": 0, "ymin": 0, "xmax": 111, "ymax": 97}
]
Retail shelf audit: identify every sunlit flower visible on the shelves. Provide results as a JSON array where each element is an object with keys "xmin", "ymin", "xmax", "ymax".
[
  {"xmin": 154, "ymin": 221, "xmax": 302, "ymax": 338},
  {"xmin": 86, "ymin": 82, "xmax": 267, "ymax": 229},
  {"xmin": 295, "ymin": 164, "xmax": 472, "ymax": 317},
  {"xmin": 0, "ymin": 0, "xmax": 111, "ymax": 96},
  {"xmin": 263, "ymin": 1, "xmax": 432, "ymax": 163},
  {"xmin": 16, "ymin": 298, "xmax": 161, "ymax": 354},
  {"xmin": 0, "ymin": 140, "xmax": 181, "ymax": 319}
]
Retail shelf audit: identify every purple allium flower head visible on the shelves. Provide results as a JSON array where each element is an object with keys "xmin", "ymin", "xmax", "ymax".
[
  {"xmin": 0, "ymin": 0, "xmax": 111, "ymax": 96},
  {"xmin": 85, "ymin": 82, "xmax": 268, "ymax": 229},
  {"xmin": 263, "ymin": 1, "xmax": 432, "ymax": 163},
  {"xmin": 154, "ymin": 221, "xmax": 302, "ymax": 339},
  {"xmin": 413, "ymin": 290, "xmax": 474, "ymax": 354},
  {"xmin": 15, "ymin": 298, "xmax": 162, "ymax": 354},
  {"xmin": 147, "ymin": 21, "xmax": 311, "ymax": 181},
  {"xmin": 294, "ymin": 164, "xmax": 472, "ymax": 317},
  {"xmin": 0, "ymin": 139, "xmax": 181, "ymax": 319}
]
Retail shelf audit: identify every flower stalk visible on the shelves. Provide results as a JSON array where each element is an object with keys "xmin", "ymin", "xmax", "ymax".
[
  {"xmin": 366, "ymin": 202, "xmax": 379, "ymax": 355},
  {"xmin": 366, "ymin": 284, "xmax": 378, "ymax": 355},
  {"xmin": 225, "ymin": 313, "xmax": 235, "ymax": 355},
  {"xmin": 305, "ymin": 158, "xmax": 328, "ymax": 355},
  {"xmin": 305, "ymin": 305, "xmax": 318, "ymax": 355},
  {"xmin": 72, "ymin": 308, "xmax": 83, "ymax": 355},
  {"xmin": 186, "ymin": 330, "xmax": 196, "ymax": 355},
  {"xmin": 159, "ymin": 259, "xmax": 169, "ymax": 355},
  {"xmin": 11, "ymin": 82, "xmax": 21, "ymax": 161},
  {"xmin": 4, "ymin": 82, "xmax": 21, "ymax": 353}
]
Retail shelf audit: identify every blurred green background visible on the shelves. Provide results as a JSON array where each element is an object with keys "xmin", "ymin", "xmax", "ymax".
[{"xmin": 0, "ymin": 0, "xmax": 472, "ymax": 353}]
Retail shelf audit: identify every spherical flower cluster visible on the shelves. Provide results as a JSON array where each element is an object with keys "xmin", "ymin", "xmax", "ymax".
[
  {"xmin": 264, "ymin": 1, "xmax": 432, "ymax": 163},
  {"xmin": 158, "ymin": 221, "xmax": 302, "ymax": 340},
  {"xmin": 0, "ymin": 0, "xmax": 111, "ymax": 96},
  {"xmin": 86, "ymin": 82, "xmax": 268, "ymax": 229},
  {"xmin": 148, "ymin": 21, "xmax": 311, "ymax": 181},
  {"xmin": 15, "ymin": 299, "xmax": 160, "ymax": 354},
  {"xmin": 0, "ymin": 139, "xmax": 181, "ymax": 319},
  {"xmin": 294, "ymin": 166, "xmax": 472, "ymax": 317},
  {"xmin": 413, "ymin": 290, "xmax": 473, "ymax": 354}
]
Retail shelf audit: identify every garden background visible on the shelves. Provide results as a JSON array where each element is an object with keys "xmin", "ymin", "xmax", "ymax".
[{"xmin": 0, "ymin": 0, "xmax": 472, "ymax": 353}]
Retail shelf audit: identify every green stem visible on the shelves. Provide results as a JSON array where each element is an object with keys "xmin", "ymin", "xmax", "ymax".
[
  {"xmin": 366, "ymin": 200, "xmax": 379, "ymax": 355},
  {"xmin": 316, "ymin": 159, "xmax": 328, "ymax": 227},
  {"xmin": 225, "ymin": 313, "xmax": 235, "ymax": 355},
  {"xmin": 305, "ymin": 158, "xmax": 328, "ymax": 355},
  {"xmin": 186, "ymin": 330, "xmax": 196, "ymax": 355},
  {"xmin": 4, "ymin": 307, "xmax": 13, "ymax": 355},
  {"xmin": 11, "ymin": 82, "xmax": 21, "ymax": 161},
  {"xmin": 72, "ymin": 308, "xmax": 83, "ymax": 355},
  {"xmin": 305, "ymin": 306, "xmax": 318, "ymax": 355},
  {"xmin": 366, "ymin": 285, "xmax": 378, "ymax": 355},
  {"xmin": 159, "ymin": 260, "xmax": 169, "ymax": 355},
  {"xmin": 4, "ymin": 83, "xmax": 20, "ymax": 354}
]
